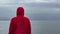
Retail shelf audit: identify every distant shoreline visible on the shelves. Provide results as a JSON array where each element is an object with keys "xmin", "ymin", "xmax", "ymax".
[{"xmin": 0, "ymin": 20, "xmax": 60, "ymax": 21}]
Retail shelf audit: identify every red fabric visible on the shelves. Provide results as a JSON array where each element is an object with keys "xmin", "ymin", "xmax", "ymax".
[{"xmin": 9, "ymin": 7, "xmax": 31, "ymax": 34}]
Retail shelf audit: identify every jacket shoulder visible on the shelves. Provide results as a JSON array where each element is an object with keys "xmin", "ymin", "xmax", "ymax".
[
  {"xmin": 10, "ymin": 17, "xmax": 17, "ymax": 22},
  {"xmin": 24, "ymin": 17, "xmax": 30, "ymax": 21}
]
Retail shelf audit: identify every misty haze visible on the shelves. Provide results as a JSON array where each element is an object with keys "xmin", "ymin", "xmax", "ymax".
[{"xmin": 0, "ymin": 0, "xmax": 60, "ymax": 34}]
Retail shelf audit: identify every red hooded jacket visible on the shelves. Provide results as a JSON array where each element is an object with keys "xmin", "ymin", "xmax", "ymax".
[{"xmin": 8, "ymin": 7, "xmax": 31, "ymax": 34}]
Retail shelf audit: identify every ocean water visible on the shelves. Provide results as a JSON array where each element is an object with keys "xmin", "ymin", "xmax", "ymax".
[{"xmin": 0, "ymin": 20, "xmax": 60, "ymax": 34}]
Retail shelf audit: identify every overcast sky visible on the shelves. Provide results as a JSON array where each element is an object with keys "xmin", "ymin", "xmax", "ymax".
[{"xmin": 0, "ymin": 0, "xmax": 60, "ymax": 20}]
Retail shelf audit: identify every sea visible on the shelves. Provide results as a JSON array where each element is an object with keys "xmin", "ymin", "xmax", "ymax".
[{"xmin": 0, "ymin": 20, "xmax": 60, "ymax": 34}]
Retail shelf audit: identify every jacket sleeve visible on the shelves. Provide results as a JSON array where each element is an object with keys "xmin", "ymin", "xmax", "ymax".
[
  {"xmin": 27, "ymin": 19, "xmax": 31, "ymax": 34},
  {"xmin": 8, "ymin": 19, "xmax": 16, "ymax": 34}
]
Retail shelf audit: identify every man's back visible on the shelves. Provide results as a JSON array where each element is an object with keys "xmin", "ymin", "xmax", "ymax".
[{"xmin": 9, "ymin": 7, "xmax": 31, "ymax": 34}]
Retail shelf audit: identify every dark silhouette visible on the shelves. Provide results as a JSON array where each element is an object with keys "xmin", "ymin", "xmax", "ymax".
[{"xmin": 8, "ymin": 7, "xmax": 31, "ymax": 34}]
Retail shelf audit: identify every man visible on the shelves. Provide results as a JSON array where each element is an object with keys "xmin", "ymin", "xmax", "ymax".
[{"xmin": 9, "ymin": 7, "xmax": 31, "ymax": 34}]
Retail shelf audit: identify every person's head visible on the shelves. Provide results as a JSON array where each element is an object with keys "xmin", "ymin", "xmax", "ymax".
[{"xmin": 16, "ymin": 7, "xmax": 24, "ymax": 16}]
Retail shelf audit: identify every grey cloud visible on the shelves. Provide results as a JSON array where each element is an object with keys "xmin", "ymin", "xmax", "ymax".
[
  {"xmin": 23, "ymin": 3, "xmax": 60, "ymax": 8},
  {"xmin": 0, "ymin": 1, "xmax": 60, "ymax": 20},
  {"xmin": 23, "ymin": 3, "xmax": 60, "ymax": 20},
  {"xmin": 23, "ymin": 3, "xmax": 60, "ymax": 14},
  {"xmin": 0, "ymin": 6, "xmax": 17, "ymax": 20}
]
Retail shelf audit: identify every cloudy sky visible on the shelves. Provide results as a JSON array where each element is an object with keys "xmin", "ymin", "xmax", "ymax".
[{"xmin": 0, "ymin": 0, "xmax": 60, "ymax": 20}]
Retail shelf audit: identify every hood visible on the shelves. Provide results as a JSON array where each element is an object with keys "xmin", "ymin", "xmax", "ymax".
[{"xmin": 17, "ymin": 7, "xmax": 24, "ymax": 16}]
